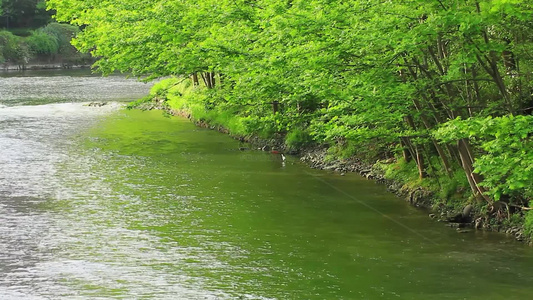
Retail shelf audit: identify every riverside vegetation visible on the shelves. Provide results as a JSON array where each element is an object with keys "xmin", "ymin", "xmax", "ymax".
[
  {"xmin": 47, "ymin": 0, "xmax": 533, "ymax": 242},
  {"xmin": 0, "ymin": 0, "xmax": 91, "ymax": 68}
]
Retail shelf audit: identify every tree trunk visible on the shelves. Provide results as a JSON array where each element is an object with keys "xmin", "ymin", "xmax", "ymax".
[
  {"xmin": 272, "ymin": 101, "xmax": 279, "ymax": 114},
  {"xmin": 191, "ymin": 73, "xmax": 199, "ymax": 86},
  {"xmin": 400, "ymin": 137, "xmax": 413, "ymax": 162},
  {"xmin": 457, "ymin": 138, "xmax": 491, "ymax": 202},
  {"xmin": 411, "ymin": 99, "xmax": 454, "ymax": 177},
  {"xmin": 415, "ymin": 147, "xmax": 426, "ymax": 179},
  {"xmin": 201, "ymin": 72, "xmax": 216, "ymax": 89},
  {"xmin": 403, "ymin": 115, "xmax": 426, "ymax": 178}
]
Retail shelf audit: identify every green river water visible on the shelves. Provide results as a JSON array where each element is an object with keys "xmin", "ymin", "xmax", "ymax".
[{"xmin": 0, "ymin": 70, "xmax": 532, "ymax": 299}]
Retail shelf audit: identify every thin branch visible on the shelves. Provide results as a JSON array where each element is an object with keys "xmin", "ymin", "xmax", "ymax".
[{"xmin": 436, "ymin": 0, "xmax": 447, "ymax": 11}]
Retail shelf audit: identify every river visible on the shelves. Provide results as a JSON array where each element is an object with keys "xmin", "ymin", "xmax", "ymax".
[{"xmin": 1, "ymin": 69, "xmax": 532, "ymax": 299}]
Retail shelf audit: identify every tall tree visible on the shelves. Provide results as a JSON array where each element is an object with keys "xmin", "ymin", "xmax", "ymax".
[{"xmin": 1, "ymin": 0, "xmax": 52, "ymax": 29}]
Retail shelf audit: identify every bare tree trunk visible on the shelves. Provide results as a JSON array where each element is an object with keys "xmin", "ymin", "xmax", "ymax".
[
  {"xmin": 200, "ymin": 73, "xmax": 208, "ymax": 87},
  {"xmin": 400, "ymin": 137, "xmax": 413, "ymax": 162},
  {"xmin": 272, "ymin": 101, "xmax": 279, "ymax": 114},
  {"xmin": 415, "ymin": 147, "xmax": 427, "ymax": 179},
  {"xmin": 201, "ymin": 72, "xmax": 216, "ymax": 89},
  {"xmin": 191, "ymin": 73, "xmax": 199, "ymax": 86},
  {"xmin": 209, "ymin": 72, "xmax": 216, "ymax": 88},
  {"xmin": 403, "ymin": 115, "xmax": 426, "ymax": 178},
  {"xmin": 457, "ymin": 138, "xmax": 491, "ymax": 203},
  {"xmin": 411, "ymin": 99, "xmax": 454, "ymax": 177}
]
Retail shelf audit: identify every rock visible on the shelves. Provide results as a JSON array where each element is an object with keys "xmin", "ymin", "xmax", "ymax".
[
  {"xmin": 429, "ymin": 213, "xmax": 436, "ymax": 219},
  {"xmin": 324, "ymin": 164, "xmax": 339, "ymax": 171},
  {"xmin": 462, "ymin": 204, "xmax": 473, "ymax": 219},
  {"xmin": 261, "ymin": 145, "xmax": 271, "ymax": 151},
  {"xmin": 360, "ymin": 169, "xmax": 372, "ymax": 175},
  {"xmin": 287, "ymin": 149, "xmax": 298, "ymax": 155},
  {"xmin": 474, "ymin": 217, "xmax": 483, "ymax": 229},
  {"xmin": 87, "ymin": 102, "xmax": 107, "ymax": 107},
  {"xmin": 448, "ymin": 222, "xmax": 468, "ymax": 228},
  {"xmin": 447, "ymin": 205, "xmax": 473, "ymax": 223}
]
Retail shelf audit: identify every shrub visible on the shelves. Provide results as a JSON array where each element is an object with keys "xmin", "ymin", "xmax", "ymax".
[
  {"xmin": 26, "ymin": 30, "xmax": 59, "ymax": 54},
  {"xmin": 525, "ymin": 208, "xmax": 533, "ymax": 240},
  {"xmin": 40, "ymin": 23, "xmax": 79, "ymax": 55},
  {"xmin": 0, "ymin": 30, "xmax": 32, "ymax": 64},
  {"xmin": 435, "ymin": 115, "xmax": 533, "ymax": 203},
  {"xmin": 285, "ymin": 128, "xmax": 313, "ymax": 151}
]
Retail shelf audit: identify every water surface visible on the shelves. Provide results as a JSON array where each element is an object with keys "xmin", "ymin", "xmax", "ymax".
[{"xmin": 1, "ymin": 70, "xmax": 532, "ymax": 299}]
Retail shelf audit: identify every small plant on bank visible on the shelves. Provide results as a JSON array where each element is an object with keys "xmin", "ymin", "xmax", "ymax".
[
  {"xmin": 285, "ymin": 128, "xmax": 313, "ymax": 152},
  {"xmin": 503, "ymin": 212, "xmax": 525, "ymax": 228}
]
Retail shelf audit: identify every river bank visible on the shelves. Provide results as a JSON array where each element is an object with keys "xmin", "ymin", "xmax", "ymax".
[
  {"xmin": 1, "ymin": 62, "xmax": 92, "ymax": 71},
  {"xmin": 132, "ymin": 86, "xmax": 531, "ymax": 246}
]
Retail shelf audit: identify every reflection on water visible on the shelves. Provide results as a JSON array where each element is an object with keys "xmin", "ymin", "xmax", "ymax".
[{"xmin": 1, "ymin": 72, "xmax": 533, "ymax": 299}]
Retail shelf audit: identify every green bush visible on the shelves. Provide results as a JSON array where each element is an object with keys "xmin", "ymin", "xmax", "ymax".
[
  {"xmin": 285, "ymin": 128, "xmax": 313, "ymax": 151},
  {"xmin": 40, "ymin": 23, "xmax": 79, "ymax": 55},
  {"xmin": 0, "ymin": 30, "xmax": 32, "ymax": 64},
  {"xmin": 0, "ymin": 30, "xmax": 20, "ymax": 59},
  {"xmin": 525, "ymin": 208, "xmax": 533, "ymax": 240},
  {"xmin": 8, "ymin": 28, "xmax": 33, "ymax": 37},
  {"xmin": 26, "ymin": 30, "xmax": 59, "ymax": 54},
  {"xmin": 435, "ymin": 115, "xmax": 533, "ymax": 203}
]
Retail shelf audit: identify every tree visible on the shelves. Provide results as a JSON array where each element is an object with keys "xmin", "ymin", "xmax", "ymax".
[{"xmin": 1, "ymin": 0, "xmax": 53, "ymax": 29}]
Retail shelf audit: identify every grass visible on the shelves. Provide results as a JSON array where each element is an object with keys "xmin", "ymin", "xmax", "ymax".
[{"xmin": 377, "ymin": 157, "xmax": 471, "ymax": 209}]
